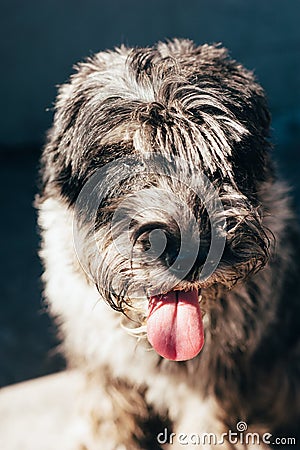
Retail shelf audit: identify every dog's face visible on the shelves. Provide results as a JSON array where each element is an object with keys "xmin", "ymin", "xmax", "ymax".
[{"xmin": 42, "ymin": 40, "xmax": 273, "ymax": 361}]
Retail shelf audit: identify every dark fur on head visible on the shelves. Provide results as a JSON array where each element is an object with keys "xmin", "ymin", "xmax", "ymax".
[{"xmin": 41, "ymin": 39, "xmax": 272, "ymax": 312}]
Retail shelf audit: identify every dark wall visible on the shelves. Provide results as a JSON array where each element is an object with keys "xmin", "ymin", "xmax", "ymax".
[{"xmin": 1, "ymin": 0, "xmax": 300, "ymax": 147}]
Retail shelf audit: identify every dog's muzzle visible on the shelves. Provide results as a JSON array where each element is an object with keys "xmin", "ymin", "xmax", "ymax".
[{"xmin": 132, "ymin": 222, "xmax": 207, "ymax": 361}]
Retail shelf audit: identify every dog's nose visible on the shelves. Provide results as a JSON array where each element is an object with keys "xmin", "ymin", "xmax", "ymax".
[
  {"xmin": 165, "ymin": 243, "xmax": 209, "ymax": 273},
  {"xmin": 159, "ymin": 229, "xmax": 210, "ymax": 275},
  {"xmin": 133, "ymin": 222, "xmax": 210, "ymax": 278},
  {"xmin": 132, "ymin": 222, "xmax": 170, "ymax": 257},
  {"xmin": 133, "ymin": 222, "xmax": 180, "ymax": 261}
]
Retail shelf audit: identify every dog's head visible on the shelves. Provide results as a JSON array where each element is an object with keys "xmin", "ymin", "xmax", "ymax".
[{"xmin": 41, "ymin": 39, "xmax": 273, "ymax": 361}]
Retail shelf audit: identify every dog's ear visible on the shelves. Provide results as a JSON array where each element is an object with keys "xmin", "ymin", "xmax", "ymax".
[
  {"xmin": 40, "ymin": 46, "xmax": 133, "ymax": 203},
  {"xmin": 54, "ymin": 45, "xmax": 130, "ymax": 134},
  {"xmin": 158, "ymin": 40, "xmax": 271, "ymax": 138},
  {"xmin": 234, "ymin": 64, "xmax": 272, "ymax": 138},
  {"xmin": 251, "ymin": 88, "xmax": 271, "ymax": 137}
]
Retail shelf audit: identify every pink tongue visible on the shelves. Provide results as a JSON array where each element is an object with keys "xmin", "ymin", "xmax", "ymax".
[{"xmin": 147, "ymin": 289, "xmax": 204, "ymax": 361}]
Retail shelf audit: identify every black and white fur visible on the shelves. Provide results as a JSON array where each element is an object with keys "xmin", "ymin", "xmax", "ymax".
[{"xmin": 37, "ymin": 39, "xmax": 300, "ymax": 449}]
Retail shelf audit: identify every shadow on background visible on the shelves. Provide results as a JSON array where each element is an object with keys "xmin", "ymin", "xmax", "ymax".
[{"xmin": 1, "ymin": 0, "xmax": 299, "ymax": 387}]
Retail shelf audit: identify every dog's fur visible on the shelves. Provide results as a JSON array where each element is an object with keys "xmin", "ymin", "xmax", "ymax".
[{"xmin": 37, "ymin": 39, "xmax": 300, "ymax": 449}]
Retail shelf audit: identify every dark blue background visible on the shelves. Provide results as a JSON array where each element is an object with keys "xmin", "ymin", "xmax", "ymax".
[{"xmin": 1, "ymin": 0, "xmax": 299, "ymax": 386}]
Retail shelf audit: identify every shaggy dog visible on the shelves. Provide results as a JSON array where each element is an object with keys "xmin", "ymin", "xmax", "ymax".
[{"xmin": 37, "ymin": 39, "xmax": 300, "ymax": 449}]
